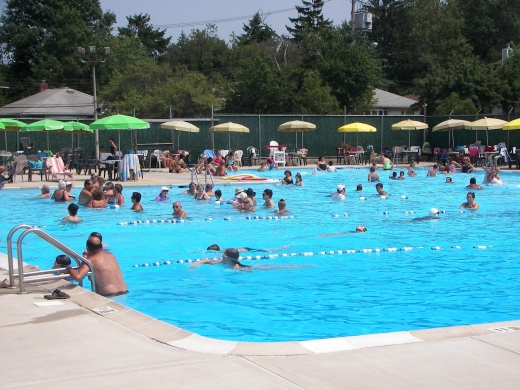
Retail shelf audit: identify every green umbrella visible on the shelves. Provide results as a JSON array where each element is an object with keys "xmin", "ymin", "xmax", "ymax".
[
  {"xmin": 20, "ymin": 119, "xmax": 73, "ymax": 150},
  {"xmin": 90, "ymin": 114, "xmax": 150, "ymax": 156},
  {"xmin": 21, "ymin": 119, "xmax": 73, "ymax": 132},
  {"xmin": 64, "ymin": 121, "xmax": 92, "ymax": 133},
  {"xmin": 0, "ymin": 118, "xmax": 27, "ymax": 131},
  {"xmin": 89, "ymin": 114, "xmax": 149, "ymax": 130}
]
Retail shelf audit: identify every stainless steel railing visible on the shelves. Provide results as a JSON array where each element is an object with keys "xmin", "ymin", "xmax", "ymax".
[{"xmin": 6, "ymin": 225, "xmax": 96, "ymax": 293}]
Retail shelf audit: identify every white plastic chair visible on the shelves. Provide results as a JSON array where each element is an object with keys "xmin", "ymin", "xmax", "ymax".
[
  {"xmin": 153, "ymin": 150, "xmax": 164, "ymax": 168},
  {"xmin": 234, "ymin": 150, "xmax": 243, "ymax": 167}
]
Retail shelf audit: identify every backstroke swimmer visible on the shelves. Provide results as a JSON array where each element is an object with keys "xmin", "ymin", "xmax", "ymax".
[{"xmin": 189, "ymin": 248, "xmax": 311, "ymax": 271}]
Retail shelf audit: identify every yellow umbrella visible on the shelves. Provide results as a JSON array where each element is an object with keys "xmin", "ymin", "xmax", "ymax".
[
  {"xmin": 502, "ymin": 118, "xmax": 520, "ymax": 130},
  {"xmin": 160, "ymin": 120, "xmax": 200, "ymax": 132},
  {"xmin": 338, "ymin": 122, "xmax": 376, "ymax": 146},
  {"xmin": 278, "ymin": 120, "xmax": 316, "ymax": 149},
  {"xmin": 160, "ymin": 120, "xmax": 200, "ymax": 150},
  {"xmin": 432, "ymin": 119, "xmax": 471, "ymax": 148},
  {"xmin": 391, "ymin": 119, "xmax": 428, "ymax": 148},
  {"xmin": 465, "ymin": 117, "xmax": 507, "ymax": 144},
  {"xmin": 209, "ymin": 122, "xmax": 249, "ymax": 149}
]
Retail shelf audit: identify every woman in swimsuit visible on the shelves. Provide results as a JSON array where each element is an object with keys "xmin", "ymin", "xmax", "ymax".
[
  {"xmin": 317, "ymin": 156, "xmax": 327, "ymax": 171},
  {"xmin": 408, "ymin": 161, "xmax": 417, "ymax": 177},
  {"xmin": 383, "ymin": 154, "xmax": 393, "ymax": 170},
  {"xmin": 51, "ymin": 181, "xmax": 73, "ymax": 202},
  {"xmin": 368, "ymin": 166, "xmax": 379, "ymax": 182},
  {"xmin": 281, "ymin": 170, "xmax": 293, "ymax": 185},
  {"xmin": 461, "ymin": 156, "xmax": 474, "ymax": 173},
  {"xmin": 194, "ymin": 184, "xmax": 210, "ymax": 200},
  {"xmin": 262, "ymin": 189, "xmax": 274, "ymax": 208}
]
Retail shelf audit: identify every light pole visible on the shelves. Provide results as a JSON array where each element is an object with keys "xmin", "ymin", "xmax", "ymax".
[{"xmin": 78, "ymin": 46, "xmax": 110, "ymax": 161}]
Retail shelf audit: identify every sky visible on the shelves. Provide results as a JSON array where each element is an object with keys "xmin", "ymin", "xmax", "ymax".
[{"xmin": 100, "ymin": 0, "xmax": 355, "ymax": 42}]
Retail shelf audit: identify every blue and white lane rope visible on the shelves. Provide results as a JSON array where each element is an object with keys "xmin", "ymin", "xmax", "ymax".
[
  {"xmin": 131, "ymin": 245, "xmax": 494, "ymax": 267},
  {"xmin": 118, "ymin": 215, "xmax": 295, "ymax": 225}
]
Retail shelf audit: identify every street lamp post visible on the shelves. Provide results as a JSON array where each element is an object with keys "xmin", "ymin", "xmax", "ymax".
[{"xmin": 78, "ymin": 46, "xmax": 110, "ymax": 161}]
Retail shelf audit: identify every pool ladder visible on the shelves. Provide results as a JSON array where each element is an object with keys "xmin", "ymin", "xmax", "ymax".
[
  {"xmin": 189, "ymin": 167, "xmax": 215, "ymax": 187},
  {"xmin": 6, "ymin": 225, "xmax": 96, "ymax": 294}
]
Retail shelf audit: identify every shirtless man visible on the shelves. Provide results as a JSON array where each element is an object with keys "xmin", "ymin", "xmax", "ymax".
[
  {"xmin": 427, "ymin": 164, "xmax": 438, "ymax": 177},
  {"xmin": 215, "ymin": 161, "xmax": 227, "ymax": 176},
  {"xmin": 65, "ymin": 235, "xmax": 128, "ymax": 297},
  {"xmin": 466, "ymin": 177, "xmax": 483, "ymax": 190},
  {"xmin": 39, "ymin": 184, "xmax": 51, "ymax": 198},
  {"xmin": 62, "ymin": 203, "xmax": 82, "ymax": 223},
  {"xmin": 460, "ymin": 192, "xmax": 479, "ymax": 209},
  {"xmin": 78, "ymin": 179, "xmax": 94, "ymax": 205},
  {"xmin": 274, "ymin": 198, "xmax": 290, "ymax": 214},
  {"xmin": 172, "ymin": 201, "xmax": 188, "ymax": 218},
  {"xmin": 375, "ymin": 183, "xmax": 388, "ymax": 196}
]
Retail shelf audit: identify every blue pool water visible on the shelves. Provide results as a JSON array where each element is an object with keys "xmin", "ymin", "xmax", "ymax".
[{"xmin": 1, "ymin": 167, "xmax": 519, "ymax": 342}]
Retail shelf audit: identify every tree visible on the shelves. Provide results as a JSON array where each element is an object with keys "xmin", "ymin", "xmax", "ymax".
[
  {"xmin": 167, "ymin": 25, "xmax": 230, "ymax": 79},
  {"xmin": 118, "ymin": 13, "xmax": 171, "ymax": 59},
  {"xmin": 497, "ymin": 45, "xmax": 520, "ymax": 112},
  {"xmin": 434, "ymin": 92, "xmax": 478, "ymax": 116},
  {"xmin": 223, "ymin": 54, "xmax": 298, "ymax": 114},
  {"xmin": 297, "ymin": 70, "xmax": 340, "ymax": 114},
  {"xmin": 317, "ymin": 23, "xmax": 384, "ymax": 113},
  {"xmin": 0, "ymin": 0, "xmax": 115, "ymax": 100},
  {"xmin": 99, "ymin": 58, "xmax": 221, "ymax": 118},
  {"xmin": 239, "ymin": 12, "xmax": 275, "ymax": 44},
  {"xmin": 287, "ymin": 0, "xmax": 332, "ymax": 41}
]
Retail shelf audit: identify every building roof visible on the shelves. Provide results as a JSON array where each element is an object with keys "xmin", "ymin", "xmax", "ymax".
[
  {"xmin": 0, "ymin": 88, "xmax": 94, "ymax": 119},
  {"xmin": 373, "ymin": 88, "xmax": 418, "ymax": 109}
]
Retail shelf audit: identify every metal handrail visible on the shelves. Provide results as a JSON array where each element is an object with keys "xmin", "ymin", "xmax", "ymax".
[{"xmin": 6, "ymin": 225, "xmax": 96, "ymax": 293}]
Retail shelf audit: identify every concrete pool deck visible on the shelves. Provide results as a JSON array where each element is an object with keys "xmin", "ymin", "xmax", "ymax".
[{"xmin": 2, "ymin": 164, "xmax": 520, "ymax": 389}]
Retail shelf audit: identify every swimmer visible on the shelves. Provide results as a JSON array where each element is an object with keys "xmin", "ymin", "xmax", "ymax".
[
  {"xmin": 39, "ymin": 184, "xmax": 51, "ymax": 198},
  {"xmin": 445, "ymin": 177, "xmax": 453, "ymax": 183},
  {"xmin": 332, "ymin": 184, "xmax": 346, "ymax": 201},
  {"xmin": 318, "ymin": 225, "xmax": 367, "ymax": 237},
  {"xmin": 155, "ymin": 186, "xmax": 169, "ymax": 201},
  {"xmin": 62, "ymin": 203, "xmax": 82, "ymax": 223},
  {"xmin": 327, "ymin": 161, "xmax": 337, "ymax": 172},
  {"xmin": 207, "ymin": 244, "xmax": 291, "ymax": 253},
  {"xmin": 427, "ymin": 164, "xmax": 437, "ymax": 177},
  {"xmin": 172, "ymin": 201, "xmax": 188, "ymax": 218},
  {"xmin": 389, "ymin": 171, "xmax": 398, "ymax": 180},
  {"xmin": 257, "ymin": 162, "xmax": 267, "ymax": 172},
  {"xmin": 130, "ymin": 192, "xmax": 143, "ymax": 211},
  {"xmin": 355, "ymin": 184, "xmax": 363, "ymax": 191},
  {"xmin": 281, "ymin": 170, "xmax": 293, "ymax": 185},
  {"xmin": 214, "ymin": 189, "xmax": 225, "ymax": 202},
  {"xmin": 274, "ymin": 198, "xmax": 290, "ymax": 214},
  {"xmin": 368, "ymin": 166, "xmax": 380, "ymax": 182},
  {"xmin": 398, "ymin": 171, "xmax": 405, "ymax": 180},
  {"xmin": 460, "ymin": 192, "xmax": 479, "ymax": 209},
  {"xmin": 411, "ymin": 208, "xmax": 441, "ymax": 222},
  {"xmin": 190, "ymin": 248, "xmax": 309, "ymax": 271},
  {"xmin": 375, "ymin": 183, "xmax": 388, "ymax": 196},
  {"xmin": 408, "ymin": 161, "xmax": 417, "ymax": 177},
  {"xmin": 466, "ymin": 177, "xmax": 483, "ymax": 189},
  {"xmin": 295, "ymin": 173, "xmax": 303, "ymax": 186},
  {"xmin": 262, "ymin": 189, "xmax": 274, "ymax": 207},
  {"xmin": 317, "ymin": 156, "xmax": 327, "ymax": 171}
]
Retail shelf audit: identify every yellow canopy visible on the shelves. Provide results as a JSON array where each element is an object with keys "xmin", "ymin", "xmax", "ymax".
[
  {"xmin": 391, "ymin": 119, "xmax": 428, "ymax": 130},
  {"xmin": 160, "ymin": 120, "xmax": 200, "ymax": 132},
  {"xmin": 278, "ymin": 120, "xmax": 316, "ymax": 132},
  {"xmin": 338, "ymin": 122, "xmax": 376, "ymax": 133}
]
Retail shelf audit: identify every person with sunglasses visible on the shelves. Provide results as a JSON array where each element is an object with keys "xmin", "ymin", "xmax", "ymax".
[
  {"xmin": 172, "ymin": 201, "xmax": 188, "ymax": 218},
  {"xmin": 155, "ymin": 186, "xmax": 169, "ymax": 201},
  {"xmin": 189, "ymin": 248, "xmax": 250, "ymax": 269},
  {"xmin": 262, "ymin": 189, "xmax": 274, "ymax": 208}
]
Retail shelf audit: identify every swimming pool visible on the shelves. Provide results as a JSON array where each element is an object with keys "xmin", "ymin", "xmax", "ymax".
[{"xmin": 1, "ymin": 167, "xmax": 519, "ymax": 342}]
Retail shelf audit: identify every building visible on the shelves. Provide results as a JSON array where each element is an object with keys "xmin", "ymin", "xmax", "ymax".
[
  {"xmin": 363, "ymin": 88, "xmax": 419, "ymax": 116},
  {"xmin": 0, "ymin": 82, "xmax": 94, "ymax": 120}
]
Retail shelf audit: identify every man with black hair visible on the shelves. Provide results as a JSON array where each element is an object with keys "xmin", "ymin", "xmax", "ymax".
[{"xmin": 65, "ymin": 234, "xmax": 127, "ymax": 297}]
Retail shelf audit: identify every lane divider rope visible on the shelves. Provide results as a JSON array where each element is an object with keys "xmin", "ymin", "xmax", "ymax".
[{"xmin": 131, "ymin": 245, "xmax": 494, "ymax": 267}]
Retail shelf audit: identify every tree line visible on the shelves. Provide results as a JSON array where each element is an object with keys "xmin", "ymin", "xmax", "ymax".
[{"xmin": 1, "ymin": 0, "xmax": 519, "ymax": 118}]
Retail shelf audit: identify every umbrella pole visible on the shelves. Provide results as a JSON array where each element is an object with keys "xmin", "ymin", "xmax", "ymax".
[
  {"xmin": 228, "ymin": 133, "xmax": 231, "ymax": 150},
  {"xmin": 4, "ymin": 131, "xmax": 7, "ymax": 150},
  {"xmin": 47, "ymin": 132, "xmax": 49, "ymax": 150},
  {"xmin": 408, "ymin": 130, "xmax": 411, "ymax": 149},
  {"xmin": 118, "ymin": 130, "xmax": 121, "ymax": 153},
  {"xmin": 295, "ymin": 133, "xmax": 297, "ymax": 150}
]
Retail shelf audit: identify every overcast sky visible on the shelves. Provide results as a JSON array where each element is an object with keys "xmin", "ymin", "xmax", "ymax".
[{"xmin": 100, "ymin": 0, "xmax": 355, "ymax": 42}]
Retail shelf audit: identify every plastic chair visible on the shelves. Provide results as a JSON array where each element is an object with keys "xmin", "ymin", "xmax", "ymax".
[
  {"xmin": 27, "ymin": 154, "xmax": 48, "ymax": 181},
  {"xmin": 245, "ymin": 146, "xmax": 259, "ymax": 167},
  {"xmin": 234, "ymin": 150, "xmax": 243, "ymax": 167},
  {"xmin": 336, "ymin": 147, "xmax": 346, "ymax": 164},
  {"xmin": 12, "ymin": 154, "xmax": 27, "ymax": 183}
]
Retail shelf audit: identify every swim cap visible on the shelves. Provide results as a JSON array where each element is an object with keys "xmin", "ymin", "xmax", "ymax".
[
  {"xmin": 429, "ymin": 208, "xmax": 440, "ymax": 218},
  {"xmin": 337, "ymin": 184, "xmax": 345, "ymax": 192}
]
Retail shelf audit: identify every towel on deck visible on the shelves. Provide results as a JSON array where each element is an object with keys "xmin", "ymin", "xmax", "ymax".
[
  {"xmin": 45, "ymin": 157, "xmax": 73, "ymax": 180},
  {"xmin": 118, "ymin": 154, "xmax": 141, "ymax": 181}
]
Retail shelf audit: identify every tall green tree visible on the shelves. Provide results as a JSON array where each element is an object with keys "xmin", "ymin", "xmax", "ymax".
[
  {"xmin": 497, "ymin": 45, "xmax": 520, "ymax": 113},
  {"xmin": 239, "ymin": 12, "xmax": 275, "ymax": 44},
  {"xmin": 287, "ymin": 0, "xmax": 332, "ymax": 41},
  {"xmin": 167, "ymin": 25, "xmax": 230, "ymax": 79},
  {"xmin": 433, "ymin": 92, "xmax": 478, "ymax": 115},
  {"xmin": 117, "ymin": 13, "xmax": 171, "ymax": 59},
  {"xmin": 0, "ymin": 0, "xmax": 115, "ymax": 100}
]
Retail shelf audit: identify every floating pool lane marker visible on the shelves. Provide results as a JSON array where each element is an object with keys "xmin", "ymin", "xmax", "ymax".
[
  {"xmin": 132, "ymin": 245, "xmax": 492, "ymax": 267},
  {"xmin": 383, "ymin": 211, "xmax": 389, "ymax": 215},
  {"xmin": 404, "ymin": 211, "xmax": 415, "ymax": 215},
  {"xmin": 401, "ymin": 195, "xmax": 408, "ymax": 199},
  {"xmin": 359, "ymin": 196, "xmax": 365, "ymax": 201},
  {"xmin": 118, "ymin": 219, "xmax": 185, "ymax": 226}
]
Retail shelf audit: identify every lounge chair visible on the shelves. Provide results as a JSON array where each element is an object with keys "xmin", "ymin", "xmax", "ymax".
[{"xmin": 45, "ymin": 156, "xmax": 74, "ymax": 181}]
